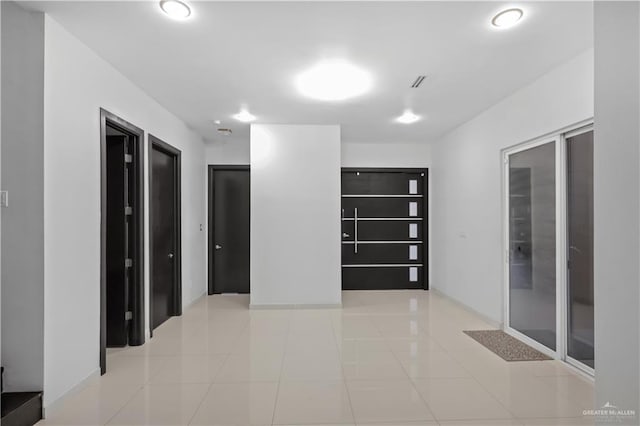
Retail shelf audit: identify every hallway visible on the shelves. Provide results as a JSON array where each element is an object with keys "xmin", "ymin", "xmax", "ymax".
[{"xmin": 38, "ymin": 291, "xmax": 594, "ymax": 426}]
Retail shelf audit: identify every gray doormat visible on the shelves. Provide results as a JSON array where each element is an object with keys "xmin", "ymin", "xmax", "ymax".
[{"xmin": 463, "ymin": 330, "xmax": 552, "ymax": 361}]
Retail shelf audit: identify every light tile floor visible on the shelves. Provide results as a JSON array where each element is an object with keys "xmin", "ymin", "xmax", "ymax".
[{"xmin": 38, "ymin": 290, "xmax": 596, "ymax": 426}]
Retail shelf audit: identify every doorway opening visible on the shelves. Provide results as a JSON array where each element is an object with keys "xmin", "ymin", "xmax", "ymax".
[
  {"xmin": 341, "ymin": 168, "xmax": 429, "ymax": 290},
  {"xmin": 149, "ymin": 135, "xmax": 182, "ymax": 331},
  {"xmin": 208, "ymin": 165, "xmax": 250, "ymax": 295},
  {"xmin": 100, "ymin": 109, "xmax": 145, "ymax": 375}
]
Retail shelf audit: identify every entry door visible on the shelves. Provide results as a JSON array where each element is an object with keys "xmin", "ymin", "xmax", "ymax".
[
  {"xmin": 209, "ymin": 168, "xmax": 250, "ymax": 294},
  {"xmin": 150, "ymin": 140, "xmax": 181, "ymax": 330},
  {"xmin": 341, "ymin": 170, "xmax": 427, "ymax": 290},
  {"xmin": 106, "ymin": 135, "xmax": 130, "ymax": 346}
]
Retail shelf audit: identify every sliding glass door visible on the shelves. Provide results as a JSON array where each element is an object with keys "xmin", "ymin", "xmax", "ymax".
[
  {"xmin": 507, "ymin": 140, "xmax": 557, "ymax": 351},
  {"xmin": 566, "ymin": 129, "xmax": 594, "ymax": 369},
  {"xmin": 504, "ymin": 124, "xmax": 594, "ymax": 373}
]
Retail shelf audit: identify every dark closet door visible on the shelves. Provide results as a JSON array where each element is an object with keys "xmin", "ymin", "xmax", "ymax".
[
  {"xmin": 341, "ymin": 170, "xmax": 426, "ymax": 290},
  {"xmin": 106, "ymin": 135, "xmax": 129, "ymax": 346},
  {"xmin": 151, "ymin": 146, "xmax": 178, "ymax": 329},
  {"xmin": 210, "ymin": 169, "xmax": 250, "ymax": 294}
]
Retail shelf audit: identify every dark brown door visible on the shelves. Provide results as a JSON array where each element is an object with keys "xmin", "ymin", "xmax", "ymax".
[
  {"xmin": 106, "ymin": 135, "xmax": 129, "ymax": 346},
  {"xmin": 150, "ymin": 141, "xmax": 181, "ymax": 330},
  {"xmin": 101, "ymin": 110, "xmax": 145, "ymax": 375},
  {"xmin": 209, "ymin": 168, "xmax": 250, "ymax": 294},
  {"xmin": 341, "ymin": 170, "xmax": 427, "ymax": 290}
]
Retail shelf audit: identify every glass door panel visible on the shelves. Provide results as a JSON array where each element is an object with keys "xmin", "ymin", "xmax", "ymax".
[
  {"xmin": 567, "ymin": 130, "xmax": 594, "ymax": 368},
  {"xmin": 508, "ymin": 142, "xmax": 557, "ymax": 350}
]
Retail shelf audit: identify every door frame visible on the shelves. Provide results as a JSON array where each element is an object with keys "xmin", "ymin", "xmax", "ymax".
[
  {"xmin": 340, "ymin": 167, "xmax": 430, "ymax": 290},
  {"xmin": 501, "ymin": 118, "xmax": 594, "ymax": 376},
  {"xmin": 100, "ymin": 108, "xmax": 145, "ymax": 375},
  {"xmin": 207, "ymin": 165, "xmax": 250, "ymax": 295},
  {"xmin": 149, "ymin": 135, "xmax": 183, "ymax": 334}
]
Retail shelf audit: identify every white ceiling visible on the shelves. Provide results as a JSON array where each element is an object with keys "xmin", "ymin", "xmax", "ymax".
[{"xmin": 26, "ymin": 1, "xmax": 593, "ymax": 145}]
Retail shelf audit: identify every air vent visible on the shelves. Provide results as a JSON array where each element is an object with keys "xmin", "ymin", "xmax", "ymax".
[
  {"xmin": 411, "ymin": 75, "xmax": 426, "ymax": 88},
  {"xmin": 217, "ymin": 128, "xmax": 232, "ymax": 136}
]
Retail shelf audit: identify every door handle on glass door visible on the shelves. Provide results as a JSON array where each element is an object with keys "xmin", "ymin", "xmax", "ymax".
[
  {"xmin": 343, "ymin": 233, "xmax": 350, "ymax": 238},
  {"xmin": 215, "ymin": 244, "xmax": 223, "ymax": 250},
  {"xmin": 168, "ymin": 253, "xmax": 174, "ymax": 258}
]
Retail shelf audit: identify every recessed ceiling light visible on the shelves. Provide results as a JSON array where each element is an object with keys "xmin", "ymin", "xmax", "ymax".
[
  {"xmin": 491, "ymin": 8, "xmax": 524, "ymax": 28},
  {"xmin": 159, "ymin": 0, "xmax": 192, "ymax": 20},
  {"xmin": 233, "ymin": 110, "xmax": 256, "ymax": 123},
  {"xmin": 296, "ymin": 60, "xmax": 372, "ymax": 101},
  {"xmin": 396, "ymin": 110, "xmax": 421, "ymax": 124},
  {"xmin": 214, "ymin": 120, "xmax": 221, "ymax": 125}
]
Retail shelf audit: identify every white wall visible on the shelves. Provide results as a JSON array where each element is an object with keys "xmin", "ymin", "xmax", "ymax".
[
  {"xmin": 593, "ymin": 2, "xmax": 639, "ymax": 421},
  {"xmin": 431, "ymin": 49, "xmax": 593, "ymax": 322},
  {"xmin": 341, "ymin": 142, "xmax": 431, "ymax": 168},
  {"xmin": 43, "ymin": 16, "xmax": 206, "ymax": 409},
  {"xmin": 250, "ymin": 124, "xmax": 341, "ymax": 307},
  {"xmin": 206, "ymin": 139, "xmax": 250, "ymax": 165},
  {"xmin": 1, "ymin": 1, "xmax": 45, "ymax": 393},
  {"xmin": 206, "ymin": 140, "xmax": 431, "ymax": 168}
]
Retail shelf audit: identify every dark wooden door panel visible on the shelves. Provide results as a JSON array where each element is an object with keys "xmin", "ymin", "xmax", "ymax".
[
  {"xmin": 106, "ymin": 135, "xmax": 128, "ymax": 346},
  {"xmin": 342, "ymin": 267, "xmax": 423, "ymax": 290},
  {"xmin": 151, "ymin": 147, "xmax": 176, "ymax": 329},
  {"xmin": 342, "ymin": 172, "xmax": 424, "ymax": 195},
  {"xmin": 342, "ymin": 197, "xmax": 424, "ymax": 218},
  {"xmin": 342, "ymin": 220, "xmax": 423, "ymax": 241},
  {"xmin": 211, "ymin": 169, "xmax": 250, "ymax": 294},
  {"xmin": 341, "ymin": 170, "xmax": 427, "ymax": 291},
  {"xmin": 342, "ymin": 243, "xmax": 423, "ymax": 264}
]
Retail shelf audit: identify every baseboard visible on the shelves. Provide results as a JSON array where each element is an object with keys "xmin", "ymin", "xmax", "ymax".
[
  {"xmin": 183, "ymin": 291, "xmax": 206, "ymax": 310},
  {"xmin": 249, "ymin": 303, "xmax": 342, "ymax": 310},
  {"xmin": 42, "ymin": 368, "xmax": 100, "ymax": 419},
  {"xmin": 430, "ymin": 287, "xmax": 503, "ymax": 329}
]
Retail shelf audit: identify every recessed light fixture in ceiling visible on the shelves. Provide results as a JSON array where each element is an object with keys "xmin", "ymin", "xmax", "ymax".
[
  {"xmin": 214, "ymin": 120, "xmax": 221, "ymax": 125},
  {"xmin": 233, "ymin": 110, "xmax": 256, "ymax": 123},
  {"xmin": 491, "ymin": 8, "xmax": 524, "ymax": 29},
  {"xmin": 396, "ymin": 110, "xmax": 421, "ymax": 124},
  {"xmin": 296, "ymin": 60, "xmax": 372, "ymax": 101},
  {"xmin": 159, "ymin": 0, "xmax": 192, "ymax": 20}
]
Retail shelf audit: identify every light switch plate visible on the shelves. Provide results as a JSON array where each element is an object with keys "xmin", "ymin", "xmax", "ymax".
[{"xmin": 0, "ymin": 191, "xmax": 8, "ymax": 208}]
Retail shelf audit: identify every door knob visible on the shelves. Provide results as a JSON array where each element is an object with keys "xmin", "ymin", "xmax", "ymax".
[
  {"xmin": 215, "ymin": 244, "xmax": 223, "ymax": 250},
  {"xmin": 342, "ymin": 232, "xmax": 350, "ymax": 238},
  {"xmin": 168, "ymin": 253, "xmax": 174, "ymax": 258}
]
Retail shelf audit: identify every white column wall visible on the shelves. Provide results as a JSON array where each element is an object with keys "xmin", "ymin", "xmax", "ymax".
[
  {"xmin": 593, "ymin": 2, "xmax": 640, "ymax": 422},
  {"xmin": 250, "ymin": 124, "xmax": 341, "ymax": 307}
]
